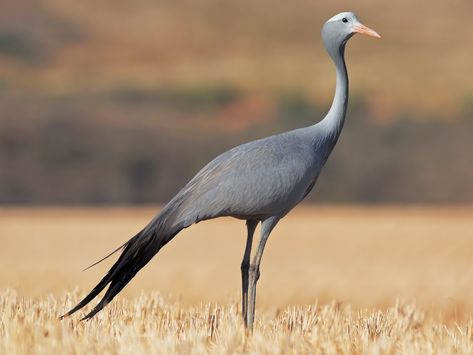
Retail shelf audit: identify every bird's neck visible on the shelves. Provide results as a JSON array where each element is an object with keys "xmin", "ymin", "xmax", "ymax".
[{"xmin": 318, "ymin": 46, "xmax": 349, "ymax": 139}]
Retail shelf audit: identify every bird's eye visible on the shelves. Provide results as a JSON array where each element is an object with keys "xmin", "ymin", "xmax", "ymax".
[{"xmin": 342, "ymin": 18, "xmax": 348, "ymax": 23}]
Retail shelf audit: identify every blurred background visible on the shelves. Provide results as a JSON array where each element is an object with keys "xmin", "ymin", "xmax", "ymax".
[
  {"xmin": 0, "ymin": 0, "xmax": 472, "ymax": 205},
  {"xmin": 1, "ymin": 0, "xmax": 473, "ymax": 319}
]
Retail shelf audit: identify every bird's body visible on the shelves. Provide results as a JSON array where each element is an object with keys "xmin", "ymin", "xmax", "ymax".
[
  {"xmin": 62, "ymin": 11, "xmax": 380, "ymax": 329},
  {"xmin": 162, "ymin": 125, "xmax": 337, "ymax": 228}
]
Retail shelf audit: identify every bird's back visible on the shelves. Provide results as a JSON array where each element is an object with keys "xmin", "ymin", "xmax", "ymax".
[{"xmin": 156, "ymin": 125, "xmax": 334, "ymax": 231}]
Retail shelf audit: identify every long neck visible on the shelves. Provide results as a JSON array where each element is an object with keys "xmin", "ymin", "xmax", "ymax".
[{"xmin": 318, "ymin": 45, "xmax": 349, "ymax": 138}]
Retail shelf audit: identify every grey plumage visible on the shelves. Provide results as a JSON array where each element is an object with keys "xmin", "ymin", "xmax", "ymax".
[{"xmin": 61, "ymin": 12, "xmax": 380, "ymax": 329}]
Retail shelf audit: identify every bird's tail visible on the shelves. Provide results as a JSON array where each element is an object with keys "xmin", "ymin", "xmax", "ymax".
[{"xmin": 60, "ymin": 221, "xmax": 178, "ymax": 321}]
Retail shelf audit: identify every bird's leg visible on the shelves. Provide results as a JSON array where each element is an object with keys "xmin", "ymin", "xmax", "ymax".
[
  {"xmin": 241, "ymin": 220, "xmax": 257, "ymax": 327},
  {"xmin": 246, "ymin": 216, "xmax": 279, "ymax": 331}
]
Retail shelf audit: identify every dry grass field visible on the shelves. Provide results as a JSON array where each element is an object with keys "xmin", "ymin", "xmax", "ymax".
[{"xmin": 1, "ymin": 205, "xmax": 473, "ymax": 353}]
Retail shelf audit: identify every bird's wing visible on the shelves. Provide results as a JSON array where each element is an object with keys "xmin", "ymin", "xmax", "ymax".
[{"xmin": 166, "ymin": 132, "xmax": 316, "ymax": 225}]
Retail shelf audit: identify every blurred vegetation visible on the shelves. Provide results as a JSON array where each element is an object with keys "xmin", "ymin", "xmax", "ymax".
[
  {"xmin": 1, "ymin": 88, "xmax": 472, "ymax": 204},
  {"xmin": 0, "ymin": 32, "xmax": 43, "ymax": 63},
  {"xmin": 0, "ymin": 0, "xmax": 472, "ymax": 204}
]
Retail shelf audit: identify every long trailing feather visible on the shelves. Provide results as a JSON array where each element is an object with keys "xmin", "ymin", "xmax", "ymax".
[
  {"xmin": 60, "ymin": 224, "xmax": 178, "ymax": 320},
  {"xmin": 59, "ymin": 187, "xmax": 200, "ymax": 320},
  {"xmin": 82, "ymin": 241, "xmax": 129, "ymax": 272}
]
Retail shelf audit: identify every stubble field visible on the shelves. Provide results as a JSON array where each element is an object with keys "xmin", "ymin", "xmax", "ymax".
[{"xmin": 1, "ymin": 205, "xmax": 473, "ymax": 354}]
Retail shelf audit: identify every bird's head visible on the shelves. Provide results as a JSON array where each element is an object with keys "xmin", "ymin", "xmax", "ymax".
[{"xmin": 322, "ymin": 12, "xmax": 380, "ymax": 59}]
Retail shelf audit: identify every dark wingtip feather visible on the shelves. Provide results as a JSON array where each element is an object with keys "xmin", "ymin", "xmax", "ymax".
[
  {"xmin": 59, "ymin": 273, "xmax": 114, "ymax": 319},
  {"xmin": 61, "ymin": 226, "xmax": 173, "ymax": 320},
  {"xmin": 80, "ymin": 300, "xmax": 108, "ymax": 321},
  {"xmin": 60, "ymin": 234, "xmax": 141, "ymax": 319},
  {"xmin": 79, "ymin": 240, "xmax": 159, "ymax": 320}
]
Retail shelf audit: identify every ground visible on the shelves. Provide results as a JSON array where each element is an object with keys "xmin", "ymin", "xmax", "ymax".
[{"xmin": 1, "ymin": 205, "xmax": 473, "ymax": 353}]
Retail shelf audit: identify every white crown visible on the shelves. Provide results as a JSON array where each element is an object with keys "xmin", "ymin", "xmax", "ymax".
[{"xmin": 327, "ymin": 12, "xmax": 354, "ymax": 23}]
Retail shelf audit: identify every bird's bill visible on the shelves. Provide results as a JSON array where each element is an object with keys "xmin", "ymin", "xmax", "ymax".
[{"xmin": 353, "ymin": 23, "xmax": 381, "ymax": 38}]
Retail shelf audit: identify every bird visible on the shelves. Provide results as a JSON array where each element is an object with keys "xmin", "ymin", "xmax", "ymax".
[{"xmin": 61, "ymin": 12, "xmax": 380, "ymax": 330}]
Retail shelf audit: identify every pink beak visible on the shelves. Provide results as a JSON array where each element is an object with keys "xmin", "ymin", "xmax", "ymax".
[{"xmin": 353, "ymin": 23, "xmax": 381, "ymax": 39}]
